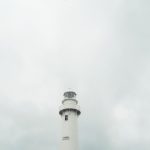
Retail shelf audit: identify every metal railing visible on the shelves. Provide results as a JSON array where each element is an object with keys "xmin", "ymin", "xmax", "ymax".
[{"xmin": 59, "ymin": 104, "xmax": 80, "ymax": 111}]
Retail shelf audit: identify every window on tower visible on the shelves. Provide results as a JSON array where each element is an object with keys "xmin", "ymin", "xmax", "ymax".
[
  {"xmin": 65, "ymin": 115, "xmax": 68, "ymax": 121},
  {"xmin": 62, "ymin": 136, "xmax": 70, "ymax": 140}
]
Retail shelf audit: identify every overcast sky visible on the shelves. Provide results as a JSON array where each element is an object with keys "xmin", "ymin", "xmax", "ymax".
[{"xmin": 0, "ymin": 0, "xmax": 150, "ymax": 150}]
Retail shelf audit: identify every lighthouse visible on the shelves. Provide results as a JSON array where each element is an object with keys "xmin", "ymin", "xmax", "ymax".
[{"xmin": 59, "ymin": 91, "xmax": 81, "ymax": 150}]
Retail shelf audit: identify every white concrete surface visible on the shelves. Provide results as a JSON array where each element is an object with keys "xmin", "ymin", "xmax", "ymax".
[{"xmin": 59, "ymin": 91, "xmax": 81, "ymax": 150}]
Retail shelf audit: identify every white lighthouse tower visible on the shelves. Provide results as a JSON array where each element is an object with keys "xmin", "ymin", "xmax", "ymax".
[{"xmin": 59, "ymin": 91, "xmax": 81, "ymax": 150}]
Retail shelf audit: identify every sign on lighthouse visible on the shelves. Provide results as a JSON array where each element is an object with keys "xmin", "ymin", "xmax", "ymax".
[{"xmin": 59, "ymin": 91, "xmax": 81, "ymax": 150}]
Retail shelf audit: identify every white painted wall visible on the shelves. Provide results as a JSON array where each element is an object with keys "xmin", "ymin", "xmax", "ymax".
[{"xmin": 59, "ymin": 97, "xmax": 80, "ymax": 150}]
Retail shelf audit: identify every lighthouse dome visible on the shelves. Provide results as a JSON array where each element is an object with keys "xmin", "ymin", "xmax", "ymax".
[{"xmin": 63, "ymin": 91, "xmax": 76, "ymax": 99}]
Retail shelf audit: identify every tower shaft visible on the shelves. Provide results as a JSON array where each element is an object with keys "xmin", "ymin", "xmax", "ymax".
[{"xmin": 59, "ymin": 91, "xmax": 81, "ymax": 150}]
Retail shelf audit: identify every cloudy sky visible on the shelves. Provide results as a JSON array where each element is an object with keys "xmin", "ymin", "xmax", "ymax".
[{"xmin": 0, "ymin": 0, "xmax": 150, "ymax": 150}]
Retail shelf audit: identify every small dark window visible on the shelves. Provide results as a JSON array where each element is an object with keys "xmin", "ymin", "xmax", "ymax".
[
  {"xmin": 62, "ymin": 136, "xmax": 70, "ymax": 140},
  {"xmin": 65, "ymin": 115, "xmax": 68, "ymax": 121}
]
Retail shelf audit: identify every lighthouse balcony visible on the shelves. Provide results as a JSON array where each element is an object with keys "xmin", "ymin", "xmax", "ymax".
[{"xmin": 59, "ymin": 104, "xmax": 81, "ymax": 115}]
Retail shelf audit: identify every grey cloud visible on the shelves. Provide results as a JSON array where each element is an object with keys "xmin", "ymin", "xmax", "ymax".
[{"xmin": 0, "ymin": 0, "xmax": 150, "ymax": 150}]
